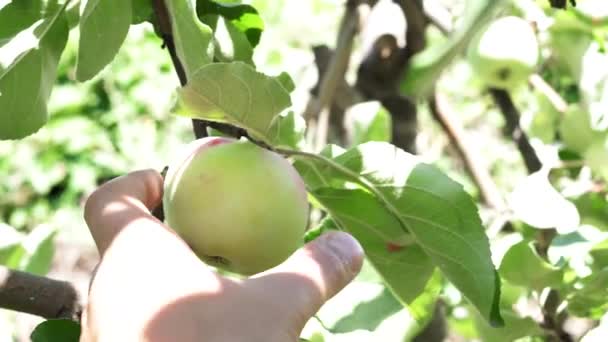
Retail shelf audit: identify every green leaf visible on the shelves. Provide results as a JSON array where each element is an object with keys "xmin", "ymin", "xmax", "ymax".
[
  {"xmin": 559, "ymin": 105, "xmax": 605, "ymax": 155},
  {"xmin": 573, "ymin": 190, "xmax": 608, "ymax": 233},
  {"xmin": 131, "ymin": 0, "xmax": 153, "ymax": 24},
  {"xmin": 527, "ymin": 90, "xmax": 560, "ymax": 143},
  {"xmin": 330, "ymin": 287, "xmax": 402, "ymax": 333},
  {"xmin": 312, "ymin": 187, "xmax": 436, "ymax": 321},
  {"xmin": 547, "ymin": 227, "xmax": 608, "ymax": 277},
  {"xmin": 166, "ymin": 0, "xmax": 214, "ymax": 78},
  {"xmin": 178, "ymin": 62, "xmax": 300, "ymax": 147},
  {"xmin": 346, "ymin": 102, "xmax": 392, "ymax": 145},
  {"xmin": 0, "ymin": 4, "xmax": 69, "ymax": 139},
  {"xmin": 473, "ymin": 308, "xmax": 543, "ymax": 342},
  {"xmin": 197, "ymin": 0, "xmax": 264, "ymax": 64},
  {"xmin": 400, "ymin": 0, "xmax": 508, "ymax": 98},
  {"xmin": 210, "ymin": 17, "xmax": 254, "ymax": 64},
  {"xmin": 304, "ymin": 216, "xmax": 337, "ymax": 243},
  {"xmin": 584, "ymin": 138, "xmax": 608, "ymax": 181},
  {"xmin": 508, "ymin": 169, "xmax": 580, "ymax": 234},
  {"xmin": 590, "ymin": 238, "xmax": 608, "ymax": 267},
  {"xmin": 0, "ymin": 223, "xmax": 23, "ymax": 265},
  {"xmin": 197, "ymin": 0, "xmax": 264, "ymax": 47},
  {"xmin": 18, "ymin": 225, "xmax": 57, "ymax": 276},
  {"xmin": 499, "ymin": 240, "xmax": 563, "ymax": 290},
  {"xmin": 293, "ymin": 142, "xmax": 502, "ymax": 326},
  {"xmin": 548, "ymin": 15, "xmax": 592, "ymax": 81},
  {"xmin": 30, "ymin": 319, "xmax": 81, "ymax": 342},
  {"xmin": 0, "ymin": 0, "xmax": 43, "ymax": 45},
  {"xmin": 566, "ymin": 267, "xmax": 608, "ymax": 319},
  {"xmin": 76, "ymin": 0, "xmax": 132, "ymax": 81}
]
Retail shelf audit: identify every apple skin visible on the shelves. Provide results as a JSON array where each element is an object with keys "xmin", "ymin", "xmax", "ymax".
[
  {"xmin": 163, "ymin": 137, "xmax": 309, "ymax": 275},
  {"xmin": 467, "ymin": 16, "xmax": 539, "ymax": 90}
]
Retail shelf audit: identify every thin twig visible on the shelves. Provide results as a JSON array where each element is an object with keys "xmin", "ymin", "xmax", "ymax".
[
  {"xmin": 304, "ymin": 0, "xmax": 361, "ymax": 150},
  {"xmin": 152, "ymin": 0, "xmax": 211, "ymax": 139},
  {"xmin": 529, "ymin": 74, "xmax": 568, "ymax": 114},
  {"xmin": 0, "ymin": 266, "xmax": 82, "ymax": 321},
  {"xmin": 304, "ymin": 1, "xmax": 360, "ymax": 119}
]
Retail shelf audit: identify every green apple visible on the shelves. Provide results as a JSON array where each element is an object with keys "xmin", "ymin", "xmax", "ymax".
[
  {"xmin": 467, "ymin": 16, "xmax": 539, "ymax": 90},
  {"xmin": 163, "ymin": 137, "xmax": 309, "ymax": 275}
]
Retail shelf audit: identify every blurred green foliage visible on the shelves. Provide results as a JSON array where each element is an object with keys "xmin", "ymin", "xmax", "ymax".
[{"xmin": 0, "ymin": 25, "xmax": 192, "ymax": 237}]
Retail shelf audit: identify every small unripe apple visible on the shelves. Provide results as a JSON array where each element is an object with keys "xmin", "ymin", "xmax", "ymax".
[
  {"xmin": 163, "ymin": 137, "xmax": 309, "ymax": 275},
  {"xmin": 467, "ymin": 16, "xmax": 539, "ymax": 90}
]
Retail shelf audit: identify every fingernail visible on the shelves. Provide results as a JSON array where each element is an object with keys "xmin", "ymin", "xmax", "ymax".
[{"xmin": 319, "ymin": 231, "xmax": 364, "ymax": 275}]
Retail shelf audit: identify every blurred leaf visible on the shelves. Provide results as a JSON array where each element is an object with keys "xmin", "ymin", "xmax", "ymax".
[
  {"xmin": 269, "ymin": 111, "xmax": 306, "ymax": 150},
  {"xmin": 473, "ymin": 308, "xmax": 543, "ymax": 342},
  {"xmin": 166, "ymin": 0, "xmax": 214, "ymax": 78},
  {"xmin": 76, "ymin": 0, "xmax": 132, "ymax": 81},
  {"xmin": 508, "ymin": 169, "xmax": 580, "ymax": 234},
  {"xmin": 294, "ymin": 142, "xmax": 503, "ymax": 326},
  {"xmin": 566, "ymin": 267, "xmax": 608, "ymax": 319},
  {"xmin": 276, "ymin": 72, "xmax": 295, "ymax": 93},
  {"xmin": 131, "ymin": 0, "xmax": 153, "ymax": 24},
  {"xmin": 559, "ymin": 105, "xmax": 605, "ymax": 155},
  {"xmin": 197, "ymin": 0, "xmax": 264, "ymax": 47},
  {"xmin": 548, "ymin": 227, "xmax": 608, "ymax": 277},
  {"xmin": 499, "ymin": 240, "xmax": 563, "ymax": 290},
  {"xmin": 583, "ymin": 138, "xmax": 608, "ymax": 181},
  {"xmin": 527, "ymin": 91, "xmax": 560, "ymax": 143},
  {"xmin": 405, "ymin": 270, "xmax": 443, "ymax": 331},
  {"xmin": 30, "ymin": 319, "xmax": 80, "ymax": 342},
  {"xmin": 178, "ymin": 62, "xmax": 299, "ymax": 147},
  {"xmin": 590, "ymin": 238, "xmax": 608, "ymax": 267},
  {"xmin": 0, "ymin": 0, "xmax": 42, "ymax": 44},
  {"xmin": 65, "ymin": 0, "xmax": 81, "ymax": 28},
  {"xmin": 0, "ymin": 223, "xmax": 23, "ymax": 265},
  {"xmin": 548, "ymin": 13, "xmax": 593, "ymax": 81},
  {"xmin": 345, "ymin": 102, "xmax": 392, "ymax": 145},
  {"xmin": 210, "ymin": 17, "xmax": 254, "ymax": 64},
  {"xmin": 304, "ymin": 216, "xmax": 337, "ymax": 243},
  {"xmin": 573, "ymin": 191, "xmax": 608, "ymax": 232},
  {"xmin": 308, "ymin": 278, "xmax": 414, "ymax": 341},
  {"xmin": 0, "ymin": 4, "xmax": 69, "ymax": 139},
  {"xmin": 331, "ymin": 287, "xmax": 402, "ymax": 333},
  {"xmin": 18, "ymin": 225, "xmax": 57, "ymax": 276},
  {"xmin": 578, "ymin": 41, "xmax": 608, "ymax": 132},
  {"xmin": 400, "ymin": 0, "xmax": 508, "ymax": 98},
  {"xmin": 197, "ymin": 0, "xmax": 264, "ymax": 64}
]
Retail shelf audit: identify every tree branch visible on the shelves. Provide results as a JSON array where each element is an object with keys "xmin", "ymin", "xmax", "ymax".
[
  {"xmin": 304, "ymin": 0, "xmax": 361, "ymax": 126},
  {"xmin": 0, "ymin": 266, "xmax": 82, "ymax": 321},
  {"xmin": 489, "ymin": 88, "xmax": 542, "ymax": 173},
  {"xmin": 429, "ymin": 92, "xmax": 506, "ymax": 210}
]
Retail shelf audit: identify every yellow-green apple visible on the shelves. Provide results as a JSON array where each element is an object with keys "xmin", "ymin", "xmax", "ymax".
[
  {"xmin": 163, "ymin": 137, "xmax": 309, "ymax": 275},
  {"xmin": 467, "ymin": 16, "xmax": 539, "ymax": 90}
]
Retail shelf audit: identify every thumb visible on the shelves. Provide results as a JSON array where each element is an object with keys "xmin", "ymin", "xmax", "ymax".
[{"xmin": 251, "ymin": 231, "xmax": 364, "ymax": 328}]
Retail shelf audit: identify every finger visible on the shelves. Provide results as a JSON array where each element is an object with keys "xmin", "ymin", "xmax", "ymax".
[
  {"xmin": 251, "ymin": 231, "xmax": 364, "ymax": 325},
  {"xmin": 84, "ymin": 169, "xmax": 165, "ymax": 255}
]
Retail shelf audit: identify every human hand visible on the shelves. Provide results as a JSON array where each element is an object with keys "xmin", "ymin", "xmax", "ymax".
[{"xmin": 80, "ymin": 169, "xmax": 364, "ymax": 342}]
